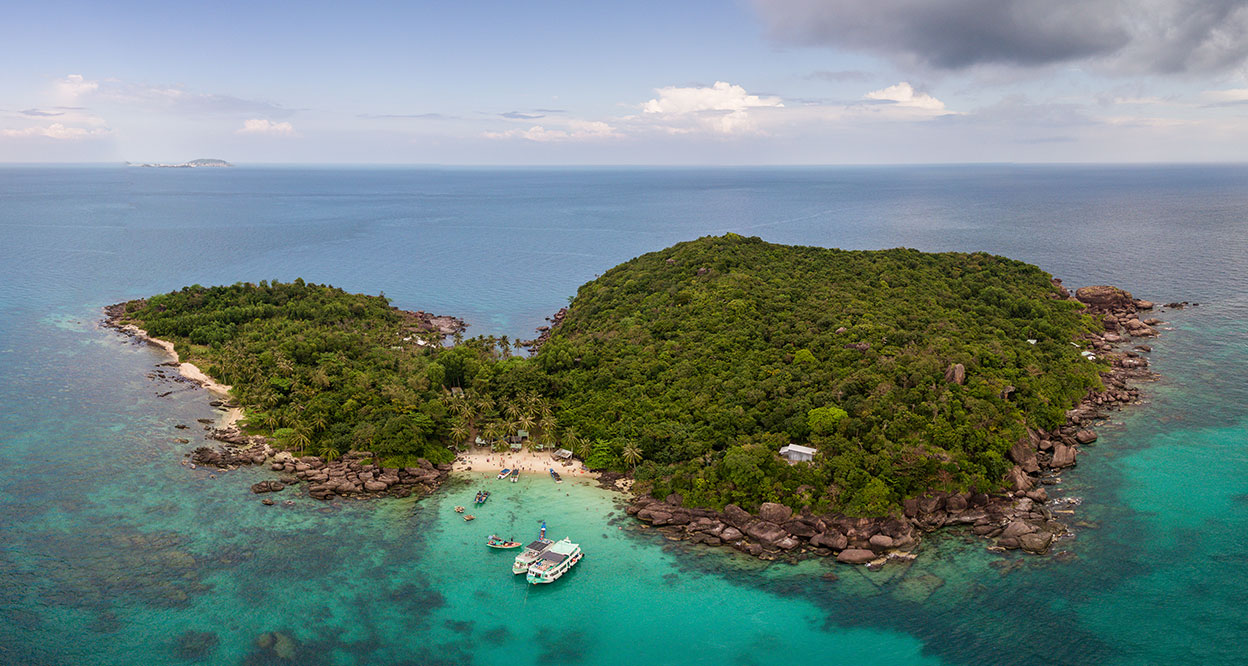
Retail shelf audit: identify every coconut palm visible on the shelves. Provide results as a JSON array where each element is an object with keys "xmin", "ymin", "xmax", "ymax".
[
  {"xmin": 318, "ymin": 445, "xmax": 340, "ymax": 463},
  {"xmin": 262, "ymin": 412, "xmax": 280, "ymax": 434},
  {"xmin": 310, "ymin": 412, "xmax": 329, "ymax": 433},
  {"xmin": 450, "ymin": 420, "xmax": 471, "ymax": 446},
  {"xmin": 622, "ymin": 443, "xmax": 643, "ymax": 470},
  {"xmin": 517, "ymin": 412, "xmax": 536, "ymax": 433},
  {"xmin": 290, "ymin": 428, "xmax": 312, "ymax": 455},
  {"xmin": 504, "ymin": 401, "xmax": 523, "ymax": 421},
  {"xmin": 539, "ymin": 415, "xmax": 558, "ymax": 440}
]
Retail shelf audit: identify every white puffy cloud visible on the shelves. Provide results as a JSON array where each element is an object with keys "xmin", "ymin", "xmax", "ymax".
[
  {"xmin": 237, "ymin": 118, "xmax": 297, "ymax": 136},
  {"xmin": 0, "ymin": 123, "xmax": 109, "ymax": 140},
  {"xmin": 483, "ymin": 120, "xmax": 618, "ymax": 142},
  {"xmin": 639, "ymin": 81, "xmax": 784, "ymax": 135},
  {"xmin": 864, "ymin": 82, "xmax": 948, "ymax": 112},
  {"xmin": 55, "ymin": 74, "xmax": 99, "ymax": 99}
]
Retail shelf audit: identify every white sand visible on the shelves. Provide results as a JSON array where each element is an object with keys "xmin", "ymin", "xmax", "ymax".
[
  {"xmin": 454, "ymin": 447, "xmax": 597, "ymax": 480},
  {"xmin": 123, "ymin": 324, "xmax": 242, "ymax": 428}
]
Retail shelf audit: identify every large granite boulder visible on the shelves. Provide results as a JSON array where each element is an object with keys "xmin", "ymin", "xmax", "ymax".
[
  {"xmin": 744, "ymin": 521, "xmax": 788, "ymax": 548},
  {"xmin": 758, "ymin": 502, "xmax": 792, "ymax": 525},
  {"xmin": 722, "ymin": 503, "xmax": 752, "ymax": 529},
  {"xmin": 836, "ymin": 549, "xmax": 877, "ymax": 564},
  {"xmin": 1075, "ymin": 285, "xmax": 1135, "ymax": 313},
  {"xmin": 1008, "ymin": 439, "xmax": 1040, "ymax": 474},
  {"xmin": 1051, "ymin": 444, "xmax": 1078, "ymax": 468}
]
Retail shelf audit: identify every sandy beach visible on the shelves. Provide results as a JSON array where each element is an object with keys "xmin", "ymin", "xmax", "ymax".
[
  {"xmin": 122, "ymin": 323, "xmax": 243, "ymax": 428},
  {"xmin": 453, "ymin": 446, "xmax": 597, "ymax": 480}
]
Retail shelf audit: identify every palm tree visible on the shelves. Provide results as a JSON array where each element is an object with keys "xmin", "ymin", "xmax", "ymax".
[
  {"xmin": 262, "ymin": 412, "xmax": 280, "ymax": 434},
  {"xmin": 539, "ymin": 415, "xmax": 558, "ymax": 441},
  {"xmin": 622, "ymin": 443, "xmax": 643, "ymax": 470},
  {"xmin": 290, "ymin": 428, "xmax": 312, "ymax": 455},
  {"xmin": 450, "ymin": 420, "xmax": 471, "ymax": 446},
  {"xmin": 504, "ymin": 401, "xmax": 523, "ymax": 421},
  {"xmin": 483, "ymin": 420, "xmax": 505, "ymax": 444},
  {"xmin": 310, "ymin": 412, "xmax": 329, "ymax": 433},
  {"xmin": 318, "ymin": 445, "xmax": 340, "ymax": 463},
  {"xmin": 517, "ymin": 412, "xmax": 536, "ymax": 433}
]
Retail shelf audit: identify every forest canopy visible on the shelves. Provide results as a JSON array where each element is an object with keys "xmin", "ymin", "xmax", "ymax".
[{"xmin": 117, "ymin": 235, "xmax": 1106, "ymax": 516}]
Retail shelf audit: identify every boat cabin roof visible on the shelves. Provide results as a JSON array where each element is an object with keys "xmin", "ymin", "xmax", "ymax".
[
  {"xmin": 539, "ymin": 551, "xmax": 568, "ymax": 564},
  {"xmin": 525, "ymin": 539, "xmax": 551, "ymax": 551}
]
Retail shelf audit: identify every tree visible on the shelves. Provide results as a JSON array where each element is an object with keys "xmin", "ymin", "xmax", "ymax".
[
  {"xmin": 622, "ymin": 443, "xmax": 643, "ymax": 470},
  {"xmin": 807, "ymin": 406, "xmax": 848, "ymax": 437}
]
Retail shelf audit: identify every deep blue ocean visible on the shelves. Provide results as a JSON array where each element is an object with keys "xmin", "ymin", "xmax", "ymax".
[{"xmin": 1, "ymin": 165, "xmax": 1245, "ymax": 665}]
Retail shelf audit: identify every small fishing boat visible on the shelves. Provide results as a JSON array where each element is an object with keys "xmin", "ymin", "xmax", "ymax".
[
  {"xmin": 509, "ymin": 468, "xmax": 519, "ymax": 483},
  {"xmin": 497, "ymin": 468, "xmax": 511, "ymax": 480},
  {"xmin": 474, "ymin": 490, "xmax": 490, "ymax": 505},
  {"xmin": 526, "ymin": 537, "xmax": 583, "ymax": 584},
  {"xmin": 486, "ymin": 534, "xmax": 522, "ymax": 549},
  {"xmin": 464, "ymin": 514, "xmax": 475, "ymax": 521},
  {"xmin": 454, "ymin": 506, "xmax": 465, "ymax": 513},
  {"xmin": 549, "ymin": 468, "xmax": 562, "ymax": 483}
]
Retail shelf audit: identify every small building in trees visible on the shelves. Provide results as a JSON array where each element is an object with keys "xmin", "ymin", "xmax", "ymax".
[
  {"xmin": 553, "ymin": 448, "xmax": 573, "ymax": 460},
  {"xmin": 779, "ymin": 444, "xmax": 817, "ymax": 463}
]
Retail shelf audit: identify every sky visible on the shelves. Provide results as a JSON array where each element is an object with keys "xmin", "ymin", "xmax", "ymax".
[{"xmin": 3, "ymin": 0, "xmax": 1248, "ymax": 164}]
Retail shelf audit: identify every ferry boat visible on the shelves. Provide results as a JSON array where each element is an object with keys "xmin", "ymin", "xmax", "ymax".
[
  {"xmin": 526, "ymin": 538, "xmax": 582, "ymax": 584},
  {"xmin": 497, "ymin": 468, "xmax": 511, "ymax": 480},
  {"xmin": 512, "ymin": 537, "xmax": 554, "ymax": 574},
  {"xmin": 549, "ymin": 468, "xmax": 562, "ymax": 483}
]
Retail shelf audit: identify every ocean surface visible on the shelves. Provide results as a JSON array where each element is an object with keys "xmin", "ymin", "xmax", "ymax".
[{"xmin": 0, "ymin": 165, "xmax": 1245, "ymax": 665}]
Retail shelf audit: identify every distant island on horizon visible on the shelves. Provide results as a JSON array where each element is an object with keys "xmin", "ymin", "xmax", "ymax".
[{"xmin": 127, "ymin": 158, "xmax": 232, "ymax": 168}]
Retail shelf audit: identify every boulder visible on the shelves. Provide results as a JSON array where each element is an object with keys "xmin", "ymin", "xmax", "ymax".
[
  {"xmin": 719, "ymin": 526, "xmax": 743, "ymax": 542},
  {"xmin": 811, "ymin": 531, "xmax": 848, "ymax": 551},
  {"xmin": 782, "ymin": 519, "xmax": 816, "ymax": 538},
  {"xmin": 999, "ymin": 520, "xmax": 1037, "ymax": 539},
  {"xmin": 836, "ymin": 549, "xmax": 877, "ymax": 564},
  {"xmin": 1006, "ymin": 465, "xmax": 1033, "ymax": 492},
  {"xmin": 945, "ymin": 494, "xmax": 968, "ymax": 512},
  {"xmin": 868, "ymin": 534, "xmax": 894, "ymax": 549},
  {"xmin": 1019, "ymin": 531, "xmax": 1054, "ymax": 554},
  {"xmin": 1075, "ymin": 285, "xmax": 1135, "ymax": 313},
  {"xmin": 758, "ymin": 502, "xmax": 793, "ymax": 524},
  {"xmin": 722, "ymin": 504, "xmax": 751, "ymax": 529},
  {"xmin": 774, "ymin": 536, "xmax": 800, "ymax": 550},
  {"xmin": 944, "ymin": 363, "xmax": 966, "ymax": 385},
  {"xmin": 1051, "ymin": 444, "xmax": 1078, "ymax": 468},
  {"xmin": 1134, "ymin": 299, "xmax": 1154, "ymax": 310},
  {"xmin": 1008, "ymin": 439, "xmax": 1040, "ymax": 474},
  {"xmin": 363, "ymin": 480, "xmax": 388, "ymax": 492},
  {"xmin": 1075, "ymin": 429, "xmax": 1098, "ymax": 444},
  {"xmin": 744, "ymin": 521, "xmax": 788, "ymax": 548}
]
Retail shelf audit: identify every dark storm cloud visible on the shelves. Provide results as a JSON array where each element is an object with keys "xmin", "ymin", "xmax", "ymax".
[{"xmin": 752, "ymin": 0, "xmax": 1248, "ymax": 75}]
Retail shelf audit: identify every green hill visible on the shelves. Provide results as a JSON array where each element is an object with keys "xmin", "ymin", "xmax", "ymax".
[{"xmin": 534, "ymin": 234, "xmax": 1103, "ymax": 515}]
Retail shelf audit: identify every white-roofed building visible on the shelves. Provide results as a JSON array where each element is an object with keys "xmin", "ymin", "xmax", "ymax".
[{"xmin": 779, "ymin": 444, "xmax": 817, "ymax": 463}]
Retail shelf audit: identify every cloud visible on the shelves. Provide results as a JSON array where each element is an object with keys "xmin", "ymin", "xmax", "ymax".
[
  {"xmin": 483, "ymin": 120, "xmax": 618, "ymax": 142},
  {"xmin": 639, "ymin": 81, "xmax": 784, "ymax": 134},
  {"xmin": 501, "ymin": 111, "xmax": 546, "ymax": 119},
  {"xmin": 56, "ymin": 74, "xmax": 293, "ymax": 117},
  {"xmin": 807, "ymin": 70, "xmax": 872, "ymax": 83},
  {"xmin": 1201, "ymin": 88, "xmax": 1248, "ymax": 106},
  {"xmin": 0, "ymin": 123, "xmax": 109, "ymax": 140},
  {"xmin": 21, "ymin": 108, "xmax": 65, "ymax": 117},
  {"xmin": 864, "ymin": 82, "xmax": 948, "ymax": 112},
  {"xmin": 358, "ymin": 112, "xmax": 452, "ymax": 119},
  {"xmin": 751, "ymin": 0, "xmax": 1248, "ymax": 75},
  {"xmin": 236, "ymin": 118, "xmax": 297, "ymax": 136}
]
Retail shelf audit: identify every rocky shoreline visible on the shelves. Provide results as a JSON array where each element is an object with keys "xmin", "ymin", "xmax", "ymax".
[
  {"xmin": 628, "ymin": 283, "xmax": 1179, "ymax": 566},
  {"xmin": 191, "ymin": 425, "xmax": 452, "ymax": 502}
]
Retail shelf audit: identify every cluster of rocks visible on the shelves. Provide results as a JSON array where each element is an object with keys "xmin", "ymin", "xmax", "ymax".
[
  {"xmin": 631, "ymin": 284, "xmax": 1172, "ymax": 565},
  {"xmin": 189, "ymin": 426, "xmax": 451, "ymax": 502},
  {"xmin": 519, "ymin": 307, "xmax": 567, "ymax": 353},
  {"xmin": 629, "ymin": 496, "xmax": 920, "ymax": 565},
  {"xmin": 280, "ymin": 450, "xmax": 450, "ymax": 501},
  {"xmin": 400, "ymin": 308, "xmax": 466, "ymax": 336}
]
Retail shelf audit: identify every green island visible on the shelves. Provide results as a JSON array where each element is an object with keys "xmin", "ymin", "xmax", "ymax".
[{"xmin": 112, "ymin": 234, "xmax": 1108, "ymax": 517}]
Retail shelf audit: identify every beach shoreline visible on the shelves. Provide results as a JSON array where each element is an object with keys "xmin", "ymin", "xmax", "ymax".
[{"xmin": 453, "ymin": 447, "xmax": 598, "ymax": 481}]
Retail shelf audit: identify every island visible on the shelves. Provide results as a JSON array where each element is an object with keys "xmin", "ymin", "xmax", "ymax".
[
  {"xmin": 127, "ymin": 158, "xmax": 233, "ymax": 168},
  {"xmin": 104, "ymin": 234, "xmax": 1166, "ymax": 565}
]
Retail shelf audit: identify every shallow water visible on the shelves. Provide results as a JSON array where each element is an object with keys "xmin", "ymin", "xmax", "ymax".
[{"xmin": 0, "ymin": 165, "xmax": 1245, "ymax": 664}]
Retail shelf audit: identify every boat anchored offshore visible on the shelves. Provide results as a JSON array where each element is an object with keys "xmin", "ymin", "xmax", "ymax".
[
  {"xmin": 486, "ymin": 534, "xmax": 522, "ymax": 549},
  {"xmin": 497, "ymin": 469, "xmax": 511, "ymax": 480},
  {"xmin": 526, "ymin": 538, "xmax": 582, "ymax": 584},
  {"xmin": 475, "ymin": 490, "xmax": 490, "ymax": 505},
  {"xmin": 512, "ymin": 537, "xmax": 554, "ymax": 574}
]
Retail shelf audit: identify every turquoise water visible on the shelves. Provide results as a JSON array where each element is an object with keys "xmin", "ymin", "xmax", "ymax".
[{"xmin": 1, "ymin": 166, "xmax": 1245, "ymax": 664}]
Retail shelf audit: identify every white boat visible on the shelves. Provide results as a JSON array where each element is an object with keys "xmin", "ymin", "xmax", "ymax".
[
  {"xmin": 526, "ymin": 538, "xmax": 582, "ymax": 584},
  {"xmin": 512, "ymin": 537, "xmax": 554, "ymax": 574}
]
